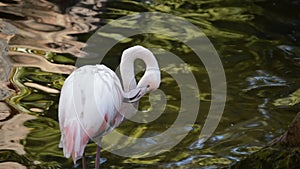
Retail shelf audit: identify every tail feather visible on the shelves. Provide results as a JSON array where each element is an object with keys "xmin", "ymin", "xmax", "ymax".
[{"xmin": 59, "ymin": 119, "xmax": 90, "ymax": 164}]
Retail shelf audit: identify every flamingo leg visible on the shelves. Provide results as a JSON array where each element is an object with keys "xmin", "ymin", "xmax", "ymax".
[
  {"xmin": 82, "ymin": 151, "xmax": 86, "ymax": 169},
  {"xmin": 95, "ymin": 145, "xmax": 101, "ymax": 169}
]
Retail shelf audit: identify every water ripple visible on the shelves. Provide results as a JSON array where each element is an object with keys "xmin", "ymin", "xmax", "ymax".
[{"xmin": 243, "ymin": 70, "xmax": 286, "ymax": 92}]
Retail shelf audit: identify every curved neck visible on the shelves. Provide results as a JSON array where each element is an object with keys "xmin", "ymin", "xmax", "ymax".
[{"xmin": 120, "ymin": 46, "xmax": 158, "ymax": 92}]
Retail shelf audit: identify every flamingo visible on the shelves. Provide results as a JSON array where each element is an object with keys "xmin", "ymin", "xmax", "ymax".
[{"xmin": 58, "ymin": 46, "xmax": 161, "ymax": 169}]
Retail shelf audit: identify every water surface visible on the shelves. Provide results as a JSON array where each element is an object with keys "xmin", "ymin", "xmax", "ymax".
[{"xmin": 0, "ymin": 0, "xmax": 300, "ymax": 168}]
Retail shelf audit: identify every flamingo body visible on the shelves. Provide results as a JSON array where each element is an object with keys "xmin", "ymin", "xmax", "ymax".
[
  {"xmin": 59, "ymin": 65, "xmax": 124, "ymax": 162},
  {"xmin": 58, "ymin": 46, "xmax": 160, "ymax": 168}
]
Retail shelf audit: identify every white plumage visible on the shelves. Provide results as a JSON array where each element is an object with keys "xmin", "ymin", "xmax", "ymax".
[
  {"xmin": 58, "ymin": 46, "xmax": 161, "ymax": 168},
  {"xmin": 58, "ymin": 65, "xmax": 123, "ymax": 162}
]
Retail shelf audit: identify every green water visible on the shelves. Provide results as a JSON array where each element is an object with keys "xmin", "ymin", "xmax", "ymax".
[{"xmin": 0, "ymin": 0, "xmax": 300, "ymax": 168}]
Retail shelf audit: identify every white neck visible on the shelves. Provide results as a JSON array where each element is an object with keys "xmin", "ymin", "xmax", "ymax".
[{"xmin": 120, "ymin": 46, "xmax": 158, "ymax": 92}]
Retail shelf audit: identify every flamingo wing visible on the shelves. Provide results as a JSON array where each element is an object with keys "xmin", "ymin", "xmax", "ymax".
[{"xmin": 58, "ymin": 64, "xmax": 124, "ymax": 163}]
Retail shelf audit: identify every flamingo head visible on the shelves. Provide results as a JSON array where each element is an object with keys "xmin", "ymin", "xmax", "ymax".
[{"xmin": 124, "ymin": 68, "xmax": 160, "ymax": 103}]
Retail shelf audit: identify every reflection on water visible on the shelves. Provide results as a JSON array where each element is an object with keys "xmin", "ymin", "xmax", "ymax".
[{"xmin": 0, "ymin": 0, "xmax": 300, "ymax": 168}]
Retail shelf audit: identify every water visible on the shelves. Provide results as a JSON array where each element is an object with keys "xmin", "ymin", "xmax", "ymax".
[{"xmin": 0, "ymin": 0, "xmax": 300, "ymax": 168}]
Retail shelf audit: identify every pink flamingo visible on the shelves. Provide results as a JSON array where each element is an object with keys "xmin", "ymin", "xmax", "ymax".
[{"xmin": 58, "ymin": 46, "xmax": 160, "ymax": 169}]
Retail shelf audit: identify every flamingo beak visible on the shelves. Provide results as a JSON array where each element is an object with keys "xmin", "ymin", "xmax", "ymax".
[{"xmin": 123, "ymin": 86, "xmax": 148, "ymax": 103}]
